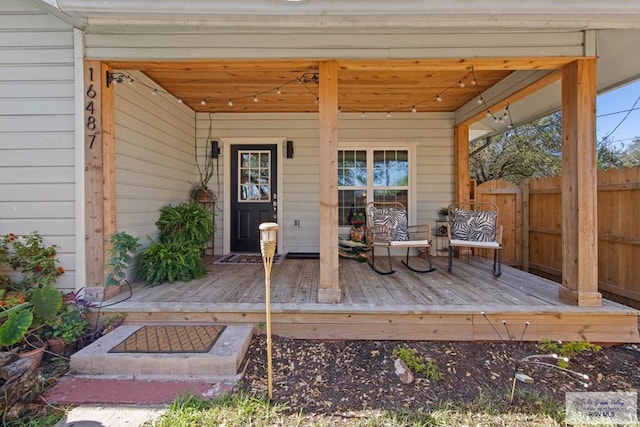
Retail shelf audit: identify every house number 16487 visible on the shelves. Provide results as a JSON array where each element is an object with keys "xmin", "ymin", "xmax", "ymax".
[{"xmin": 85, "ymin": 66, "xmax": 99, "ymax": 149}]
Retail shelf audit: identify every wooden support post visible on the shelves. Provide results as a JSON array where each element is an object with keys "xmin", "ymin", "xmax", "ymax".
[
  {"xmin": 83, "ymin": 61, "xmax": 116, "ymax": 301},
  {"xmin": 560, "ymin": 58, "xmax": 601, "ymax": 307},
  {"xmin": 317, "ymin": 61, "xmax": 341, "ymax": 303},
  {"xmin": 454, "ymin": 124, "xmax": 470, "ymax": 204}
]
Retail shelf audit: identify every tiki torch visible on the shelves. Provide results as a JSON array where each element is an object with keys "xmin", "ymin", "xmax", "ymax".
[{"xmin": 259, "ymin": 222, "xmax": 278, "ymax": 399}]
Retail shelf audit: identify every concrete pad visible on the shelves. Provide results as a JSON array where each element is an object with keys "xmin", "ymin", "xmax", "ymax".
[
  {"xmin": 70, "ymin": 324, "xmax": 253, "ymax": 379},
  {"xmin": 55, "ymin": 404, "xmax": 166, "ymax": 427}
]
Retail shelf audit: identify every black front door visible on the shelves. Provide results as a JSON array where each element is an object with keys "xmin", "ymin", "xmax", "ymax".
[{"xmin": 230, "ymin": 144, "xmax": 278, "ymax": 252}]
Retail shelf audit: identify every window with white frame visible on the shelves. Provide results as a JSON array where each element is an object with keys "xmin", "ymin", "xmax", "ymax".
[{"xmin": 338, "ymin": 148, "xmax": 410, "ymax": 226}]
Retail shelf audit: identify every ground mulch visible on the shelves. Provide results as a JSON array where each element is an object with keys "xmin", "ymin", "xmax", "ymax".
[{"xmin": 242, "ymin": 334, "xmax": 640, "ymax": 415}]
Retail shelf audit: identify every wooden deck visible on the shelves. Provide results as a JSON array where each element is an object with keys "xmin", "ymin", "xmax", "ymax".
[{"xmin": 100, "ymin": 256, "xmax": 640, "ymax": 343}]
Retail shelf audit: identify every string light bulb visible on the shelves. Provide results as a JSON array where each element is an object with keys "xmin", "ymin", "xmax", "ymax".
[
  {"xmin": 411, "ymin": 105, "xmax": 417, "ymax": 113},
  {"xmin": 361, "ymin": 112, "xmax": 365, "ymax": 117},
  {"xmin": 177, "ymin": 97, "xmax": 183, "ymax": 103},
  {"xmin": 276, "ymin": 87, "xmax": 281, "ymax": 95},
  {"xmin": 152, "ymin": 89, "xmax": 158, "ymax": 96},
  {"xmin": 436, "ymin": 94, "xmax": 443, "ymax": 102},
  {"xmin": 458, "ymin": 80, "xmax": 465, "ymax": 88},
  {"xmin": 200, "ymin": 99, "xmax": 206, "ymax": 106},
  {"xmin": 253, "ymin": 95, "xmax": 258, "ymax": 102},
  {"xmin": 386, "ymin": 112, "xmax": 391, "ymax": 118}
]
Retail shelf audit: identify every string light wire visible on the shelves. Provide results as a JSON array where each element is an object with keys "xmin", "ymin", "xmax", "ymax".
[{"xmin": 106, "ymin": 68, "xmax": 515, "ymax": 129}]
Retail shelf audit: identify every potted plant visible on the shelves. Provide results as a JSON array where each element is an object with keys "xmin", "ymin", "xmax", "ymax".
[
  {"xmin": 45, "ymin": 304, "xmax": 89, "ymax": 356},
  {"xmin": 349, "ymin": 212, "xmax": 366, "ymax": 242},
  {"xmin": 105, "ymin": 231, "xmax": 141, "ymax": 288},
  {"xmin": 136, "ymin": 202, "xmax": 213, "ymax": 286},
  {"xmin": 0, "ymin": 232, "xmax": 64, "ymax": 362},
  {"xmin": 438, "ymin": 207, "xmax": 449, "ymax": 220},
  {"xmin": 190, "ymin": 134, "xmax": 217, "ymax": 204},
  {"xmin": 191, "ymin": 184, "xmax": 217, "ymax": 204}
]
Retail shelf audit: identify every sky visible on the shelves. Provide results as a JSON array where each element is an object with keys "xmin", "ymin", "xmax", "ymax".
[{"xmin": 596, "ymin": 79, "xmax": 640, "ymax": 148}]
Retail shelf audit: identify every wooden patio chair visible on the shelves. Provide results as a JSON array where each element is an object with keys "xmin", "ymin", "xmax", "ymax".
[
  {"xmin": 365, "ymin": 201, "xmax": 435, "ymax": 275},
  {"xmin": 447, "ymin": 202, "xmax": 503, "ymax": 277}
]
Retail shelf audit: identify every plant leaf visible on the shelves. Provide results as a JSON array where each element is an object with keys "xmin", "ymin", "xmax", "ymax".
[
  {"xmin": 31, "ymin": 285, "xmax": 63, "ymax": 320},
  {"xmin": 0, "ymin": 310, "xmax": 33, "ymax": 346}
]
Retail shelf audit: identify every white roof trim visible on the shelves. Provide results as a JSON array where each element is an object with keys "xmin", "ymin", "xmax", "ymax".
[{"xmin": 50, "ymin": 0, "xmax": 640, "ymax": 30}]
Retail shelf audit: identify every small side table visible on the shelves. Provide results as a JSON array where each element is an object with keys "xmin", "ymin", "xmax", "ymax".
[{"xmin": 434, "ymin": 219, "xmax": 449, "ymax": 256}]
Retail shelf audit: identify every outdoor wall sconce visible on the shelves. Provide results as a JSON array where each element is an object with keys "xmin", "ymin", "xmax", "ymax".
[
  {"xmin": 286, "ymin": 140, "xmax": 294, "ymax": 158},
  {"xmin": 211, "ymin": 140, "xmax": 220, "ymax": 158}
]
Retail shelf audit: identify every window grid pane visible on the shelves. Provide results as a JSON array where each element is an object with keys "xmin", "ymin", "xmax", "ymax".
[
  {"xmin": 338, "ymin": 148, "xmax": 409, "ymax": 226},
  {"xmin": 239, "ymin": 150, "xmax": 271, "ymax": 201}
]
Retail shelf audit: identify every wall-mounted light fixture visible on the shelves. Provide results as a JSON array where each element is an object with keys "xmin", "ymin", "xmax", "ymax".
[
  {"xmin": 211, "ymin": 140, "xmax": 220, "ymax": 158},
  {"xmin": 286, "ymin": 140, "xmax": 294, "ymax": 158}
]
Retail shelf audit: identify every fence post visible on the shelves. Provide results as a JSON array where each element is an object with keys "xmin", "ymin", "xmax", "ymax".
[{"xmin": 521, "ymin": 180, "xmax": 530, "ymax": 272}]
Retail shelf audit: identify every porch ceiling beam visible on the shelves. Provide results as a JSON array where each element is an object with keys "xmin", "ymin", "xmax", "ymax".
[
  {"xmin": 336, "ymin": 57, "xmax": 583, "ymax": 72},
  {"xmin": 457, "ymin": 69, "xmax": 562, "ymax": 127}
]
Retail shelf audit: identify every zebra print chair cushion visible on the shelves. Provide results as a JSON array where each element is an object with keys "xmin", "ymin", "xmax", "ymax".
[
  {"xmin": 370, "ymin": 206, "xmax": 409, "ymax": 242},
  {"xmin": 450, "ymin": 208, "xmax": 497, "ymax": 242}
]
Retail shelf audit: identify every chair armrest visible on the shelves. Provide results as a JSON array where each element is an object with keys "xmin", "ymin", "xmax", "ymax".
[
  {"xmin": 407, "ymin": 224, "xmax": 432, "ymax": 241},
  {"xmin": 495, "ymin": 224, "xmax": 503, "ymax": 244},
  {"xmin": 367, "ymin": 224, "xmax": 391, "ymax": 243}
]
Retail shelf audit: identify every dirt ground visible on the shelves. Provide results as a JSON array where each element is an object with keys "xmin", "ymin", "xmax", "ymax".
[{"xmin": 243, "ymin": 333, "xmax": 640, "ymax": 415}]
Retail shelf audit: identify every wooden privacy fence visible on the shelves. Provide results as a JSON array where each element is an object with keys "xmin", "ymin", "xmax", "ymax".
[
  {"xmin": 474, "ymin": 180, "xmax": 521, "ymax": 266},
  {"xmin": 521, "ymin": 166, "xmax": 640, "ymax": 308},
  {"xmin": 470, "ymin": 166, "xmax": 640, "ymax": 308}
]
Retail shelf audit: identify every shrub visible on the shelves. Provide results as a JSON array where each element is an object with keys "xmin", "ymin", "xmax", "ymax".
[
  {"xmin": 105, "ymin": 231, "xmax": 140, "ymax": 287},
  {"xmin": 156, "ymin": 201, "xmax": 213, "ymax": 248},
  {"xmin": 136, "ymin": 241, "xmax": 205, "ymax": 286}
]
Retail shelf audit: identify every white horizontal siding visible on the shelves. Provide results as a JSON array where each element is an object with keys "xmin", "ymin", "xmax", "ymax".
[
  {"xmin": 85, "ymin": 30, "xmax": 587, "ymax": 60},
  {"xmin": 114, "ymin": 71, "xmax": 196, "ymax": 246},
  {"xmin": 197, "ymin": 111, "xmax": 453, "ymax": 254},
  {"xmin": 0, "ymin": 0, "xmax": 77, "ymax": 291}
]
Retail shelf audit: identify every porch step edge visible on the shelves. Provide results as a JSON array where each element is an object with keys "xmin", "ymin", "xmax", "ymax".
[{"xmin": 70, "ymin": 324, "xmax": 253, "ymax": 377}]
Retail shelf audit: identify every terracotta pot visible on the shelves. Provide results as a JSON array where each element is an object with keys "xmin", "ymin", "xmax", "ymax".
[
  {"xmin": 18, "ymin": 341, "xmax": 47, "ymax": 367},
  {"xmin": 47, "ymin": 339, "xmax": 77, "ymax": 357}
]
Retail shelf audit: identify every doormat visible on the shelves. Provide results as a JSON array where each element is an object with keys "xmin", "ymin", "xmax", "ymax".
[
  {"xmin": 285, "ymin": 252, "xmax": 320, "ymax": 259},
  {"xmin": 109, "ymin": 325, "xmax": 226, "ymax": 354},
  {"xmin": 213, "ymin": 254, "xmax": 281, "ymax": 265}
]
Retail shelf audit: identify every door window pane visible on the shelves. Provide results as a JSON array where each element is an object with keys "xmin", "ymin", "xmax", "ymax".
[{"xmin": 239, "ymin": 150, "xmax": 271, "ymax": 201}]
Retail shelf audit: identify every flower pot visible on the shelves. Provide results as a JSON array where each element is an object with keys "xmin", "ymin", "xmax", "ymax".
[
  {"xmin": 47, "ymin": 338, "xmax": 77, "ymax": 357},
  {"xmin": 17, "ymin": 341, "xmax": 47, "ymax": 367}
]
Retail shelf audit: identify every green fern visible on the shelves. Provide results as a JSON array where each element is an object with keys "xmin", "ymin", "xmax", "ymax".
[
  {"xmin": 136, "ymin": 241, "xmax": 205, "ymax": 286},
  {"xmin": 156, "ymin": 201, "xmax": 213, "ymax": 248}
]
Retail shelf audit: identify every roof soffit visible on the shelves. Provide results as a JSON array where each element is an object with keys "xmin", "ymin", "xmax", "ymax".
[{"xmin": 52, "ymin": 0, "xmax": 640, "ymax": 30}]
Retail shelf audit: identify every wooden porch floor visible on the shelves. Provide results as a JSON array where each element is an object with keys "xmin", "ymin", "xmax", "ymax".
[{"xmin": 101, "ymin": 256, "xmax": 639, "ymax": 343}]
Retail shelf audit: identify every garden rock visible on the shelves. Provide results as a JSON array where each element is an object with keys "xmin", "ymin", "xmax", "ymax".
[{"xmin": 394, "ymin": 358, "xmax": 414, "ymax": 384}]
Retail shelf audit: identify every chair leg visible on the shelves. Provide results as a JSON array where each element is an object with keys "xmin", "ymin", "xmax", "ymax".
[
  {"xmin": 447, "ymin": 245, "xmax": 453, "ymax": 272},
  {"xmin": 368, "ymin": 246, "xmax": 395, "ymax": 275},
  {"xmin": 493, "ymin": 248, "xmax": 502, "ymax": 277},
  {"xmin": 401, "ymin": 248, "xmax": 436, "ymax": 273}
]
